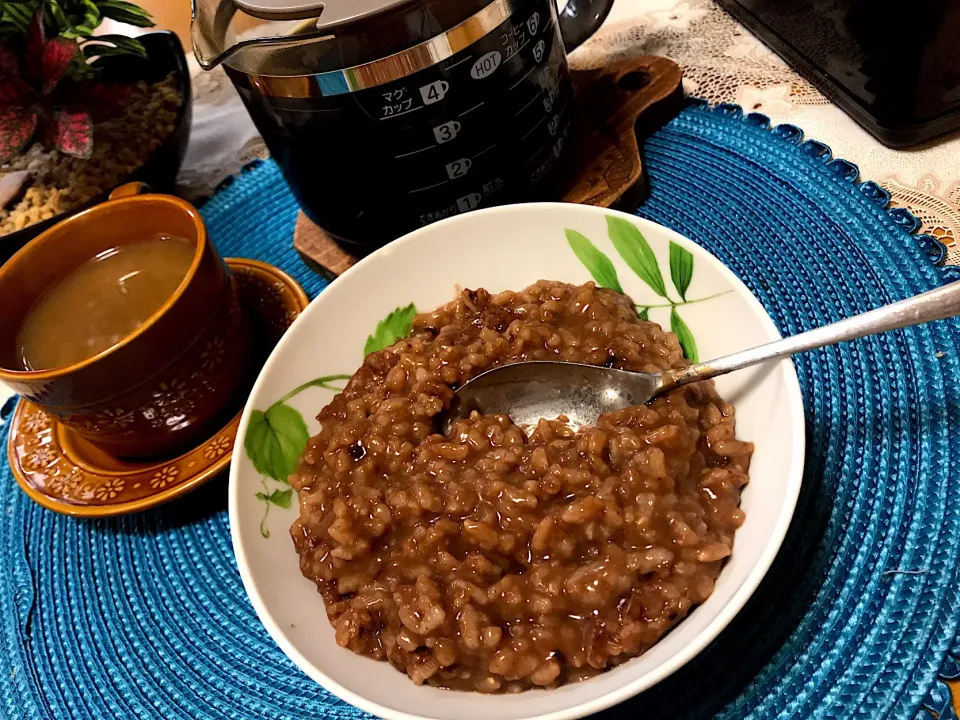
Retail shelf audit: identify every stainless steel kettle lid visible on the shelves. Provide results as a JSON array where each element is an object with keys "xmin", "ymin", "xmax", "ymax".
[
  {"xmin": 232, "ymin": 0, "xmax": 415, "ymax": 30},
  {"xmin": 193, "ymin": 0, "xmax": 415, "ymax": 69},
  {"xmin": 193, "ymin": 0, "xmax": 491, "ymax": 71}
]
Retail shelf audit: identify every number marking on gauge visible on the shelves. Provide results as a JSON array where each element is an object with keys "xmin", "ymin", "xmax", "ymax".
[
  {"xmin": 433, "ymin": 121, "xmax": 461, "ymax": 144},
  {"xmin": 532, "ymin": 39, "xmax": 545, "ymax": 63},
  {"xmin": 527, "ymin": 12, "xmax": 540, "ymax": 35},
  {"xmin": 527, "ymin": 118, "xmax": 568, "ymax": 162},
  {"xmin": 457, "ymin": 193, "xmax": 482, "ymax": 211},
  {"xmin": 445, "ymin": 158, "xmax": 473, "ymax": 179},
  {"xmin": 420, "ymin": 80, "xmax": 450, "ymax": 105},
  {"xmin": 542, "ymin": 88, "xmax": 555, "ymax": 112}
]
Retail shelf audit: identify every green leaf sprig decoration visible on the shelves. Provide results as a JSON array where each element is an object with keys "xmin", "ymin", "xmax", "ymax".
[
  {"xmin": 669, "ymin": 307, "xmax": 699, "ymax": 363},
  {"xmin": 244, "ymin": 402, "xmax": 308, "ymax": 484},
  {"xmin": 257, "ymin": 488, "xmax": 293, "ymax": 508},
  {"xmin": 244, "ymin": 374, "xmax": 348, "ymax": 538},
  {"xmin": 248, "ymin": 300, "xmax": 420, "ymax": 539},
  {"xmin": 669, "ymin": 241, "xmax": 694, "ymax": 301},
  {"xmin": 255, "ymin": 483, "xmax": 294, "ymax": 538},
  {"xmin": 565, "ymin": 230, "xmax": 623, "ymax": 293},
  {"xmin": 565, "ymin": 216, "xmax": 731, "ymax": 362},
  {"xmin": 606, "ymin": 216, "xmax": 668, "ymax": 298},
  {"xmin": 364, "ymin": 303, "xmax": 418, "ymax": 356}
]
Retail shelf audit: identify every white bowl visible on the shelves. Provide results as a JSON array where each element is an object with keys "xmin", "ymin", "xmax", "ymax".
[{"xmin": 229, "ymin": 203, "xmax": 805, "ymax": 720}]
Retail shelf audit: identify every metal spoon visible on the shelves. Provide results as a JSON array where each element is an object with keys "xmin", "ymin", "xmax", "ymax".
[{"xmin": 441, "ymin": 281, "xmax": 960, "ymax": 433}]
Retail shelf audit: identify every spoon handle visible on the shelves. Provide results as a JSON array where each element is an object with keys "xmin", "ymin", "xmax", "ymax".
[{"xmin": 661, "ymin": 281, "xmax": 960, "ymax": 390}]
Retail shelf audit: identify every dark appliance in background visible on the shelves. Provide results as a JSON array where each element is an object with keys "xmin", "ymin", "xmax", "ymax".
[{"xmin": 714, "ymin": 0, "xmax": 960, "ymax": 147}]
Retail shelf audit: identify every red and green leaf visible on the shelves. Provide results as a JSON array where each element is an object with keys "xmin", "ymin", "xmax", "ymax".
[
  {"xmin": 23, "ymin": 8, "xmax": 45, "ymax": 80},
  {"xmin": 39, "ymin": 109, "xmax": 92, "ymax": 158},
  {"xmin": 40, "ymin": 36, "xmax": 77, "ymax": 93},
  {"xmin": 27, "ymin": 7, "xmax": 46, "ymax": 47},
  {"xmin": 0, "ymin": 78, "xmax": 35, "ymax": 105},
  {"xmin": 0, "ymin": 81, "xmax": 20, "ymax": 105},
  {"xmin": 0, "ymin": 4, "xmax": 149, "ymax": 161},
  {"xmin": 0, "ymin": 41, "xmax": 20, "ymax": 76},
  {"xmin": 86, "ymin": 81, "xmax": 131, "ymax": 121},
  {"xmin": 0, "ymin": 106, "xmax": 38, "ymax": 161},
  {"xmin": 0, "ymin": 42, "xmax": 35, "ymax": 107},
  {"xmin": 64, "ymin": 79, "xmax": 132, "ymax": 121}
]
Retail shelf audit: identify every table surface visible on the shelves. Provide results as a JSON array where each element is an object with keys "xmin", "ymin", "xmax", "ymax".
[{"xmin": 7, "ymin": 0, "xmax": 960, "ymax": 714}]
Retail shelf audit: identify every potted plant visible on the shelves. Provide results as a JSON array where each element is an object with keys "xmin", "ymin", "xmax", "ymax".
[{"xmin": 0, "ymin": 0, "xmax": 191, "ymax": 260}]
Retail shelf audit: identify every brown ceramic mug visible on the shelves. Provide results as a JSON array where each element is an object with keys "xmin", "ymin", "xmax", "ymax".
[{"xmin": 0, "ymin": 183, "xmax": 250, "ymax": 458}]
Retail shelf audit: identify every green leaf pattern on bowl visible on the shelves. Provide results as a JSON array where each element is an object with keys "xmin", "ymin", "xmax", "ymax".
[
  {"xmin": 244, "ymin": 374, "xmax": 349, "ymax": 538},
  {"xmin": 563, "ymin": 230, "xmax": 624, "ymax": 293},
  {"xmin": 566, "ymin": 218, "xmax": 732, "ymax": 363},
  {"xmin": 245, "ymin": 299, "xmax": 420, "ymax": 538},
  {"xmin": 364, "ymin": 303, "xmax": 417, "ymax": 356}
]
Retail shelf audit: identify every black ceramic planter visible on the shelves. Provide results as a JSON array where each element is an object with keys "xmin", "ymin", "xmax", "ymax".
[{"xmin": 0, "ymin": 30, "xmax": 193, "ymax": 264}]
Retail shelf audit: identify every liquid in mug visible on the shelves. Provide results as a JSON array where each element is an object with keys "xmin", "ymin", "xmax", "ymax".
[{"xmin": 16, "ymin": 234, "xmax": 196, "ymax": 371}]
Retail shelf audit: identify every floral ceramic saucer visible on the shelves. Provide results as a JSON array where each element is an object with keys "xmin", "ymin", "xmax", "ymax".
[{"xmin": 7, "ymin": 258, "xmax": 309, "ymax": 517}]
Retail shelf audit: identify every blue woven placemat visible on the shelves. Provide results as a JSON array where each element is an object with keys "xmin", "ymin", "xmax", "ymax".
[{"xmin": 2, "ymin": 100, "xmax": 959, "ymax": 719}]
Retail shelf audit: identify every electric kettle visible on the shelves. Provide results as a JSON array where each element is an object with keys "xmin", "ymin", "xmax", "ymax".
[{"xmin": 193, "ymin": 0, "xmax": 614, "ymax": 253}]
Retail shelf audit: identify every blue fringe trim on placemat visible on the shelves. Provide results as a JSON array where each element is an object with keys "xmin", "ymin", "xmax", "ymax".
[{"xmin": 1, "ymin": 99, "xmax": 958, "ymax": 719}]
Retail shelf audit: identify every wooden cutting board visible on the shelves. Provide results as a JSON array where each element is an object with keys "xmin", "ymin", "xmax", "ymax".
[{"xmin": 294, "ymin": 55, "xmax": 684, "ymax": 279}]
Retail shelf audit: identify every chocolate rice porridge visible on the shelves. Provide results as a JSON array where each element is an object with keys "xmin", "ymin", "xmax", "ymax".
[{"xmin": 289, "ymin": 281, "xmax": 752, "ymax": 692}]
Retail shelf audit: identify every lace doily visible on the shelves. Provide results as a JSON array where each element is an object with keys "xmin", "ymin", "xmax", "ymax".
[
  {"xmin": 881, "ymin": 176, "xmax": 960, "ymax": 252},
  {"xmin": 569, "ymin": 0, "xmax": 960, "ymax": 265},
  {"xmin": 176, "ymin": 57, "xmax": 269, "ymax": 202}
]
